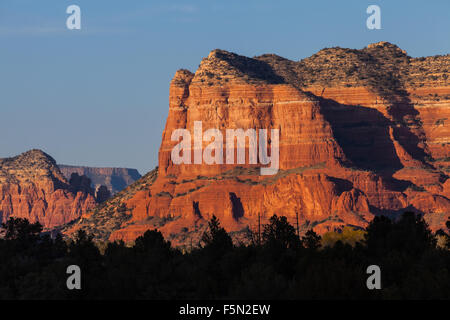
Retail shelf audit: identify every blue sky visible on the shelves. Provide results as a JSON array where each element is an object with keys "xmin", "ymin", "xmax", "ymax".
[{"xmin": 1, "ymin": 0, "xmax": 449, "ymax": 174}]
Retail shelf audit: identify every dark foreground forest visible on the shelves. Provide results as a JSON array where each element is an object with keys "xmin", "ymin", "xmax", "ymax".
[{"xmin": 0, "ymin": 212, "xmax": 449, "ymax": 300}]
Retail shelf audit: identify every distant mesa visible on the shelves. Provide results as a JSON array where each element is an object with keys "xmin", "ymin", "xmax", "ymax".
[{"xmin": 59, "ymin": 165, "xmax": 141, "ymax": 195}]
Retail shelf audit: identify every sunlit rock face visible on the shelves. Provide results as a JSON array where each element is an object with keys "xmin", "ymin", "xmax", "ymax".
[
  {"xmin": 67, "ymin": 43, "xmax": 450, "ymax": 247},
  {"xmin": 0, "ymin": 150, "xmax": 96, "ymax": 228}
]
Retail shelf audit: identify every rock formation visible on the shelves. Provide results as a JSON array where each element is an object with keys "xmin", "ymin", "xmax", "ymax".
[
  {"xmin": 95, "ymin": 185, "xmax": 111, "ymax": 204},
  {"xmin": 59, "ymin": 165, "xmax": 141, "ymax": 195},
  {"xmin": 0, "ymin": 150, "xmax": 96, "ymax": 228},
  {"xmin": 66, "ymin": 42, "xmax": 450, "ymax": 247}
]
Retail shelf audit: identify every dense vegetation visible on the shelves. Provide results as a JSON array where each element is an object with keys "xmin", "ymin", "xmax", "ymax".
[{"xmin": 0, "ymin": 212, "xmax": 449, "ymax": 299}]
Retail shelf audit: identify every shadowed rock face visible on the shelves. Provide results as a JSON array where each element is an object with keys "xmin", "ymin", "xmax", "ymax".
[
  {"xmin": 95, "ymin": 185, "xmax": 111, "ymax": 204},
  {"xmin": 65, "ymin": 42, "xmax": 450, "ymax": 247},
  {"xmin": 59, "ymin": 165, "xmax": 141, "ymax": 195},
  {"xmin": 0, "ymin": 150, "xmax": 96, "ymax": 228}
]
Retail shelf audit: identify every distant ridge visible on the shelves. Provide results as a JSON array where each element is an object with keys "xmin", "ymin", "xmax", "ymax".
[{"xmin": 59, "ymin": 165, "xmax": 141, "ymax": 195}]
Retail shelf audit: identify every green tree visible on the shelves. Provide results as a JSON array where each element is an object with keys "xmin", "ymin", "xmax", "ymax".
[
  {"xmin": 365, "ymin": 212, "xmax": 436, "ymax": 256},
  {"xmin": 134, "ymin": 229, "xmax": 172, "ymax": 253},
  {"xmin": 2, "ymin": 217, "xmax": 42, "ymax": 242},
  {"xmin": 302, "ymin": 229, "xmax": 321, "ymax": 250},
  {"xmin": 262, "ymin": 215, "xmax": 300, "ymax": 249},
  {"xmin": 67, "ymin": 230, "xmax": 101, "ymax": 264},
  {"xmin": 201, "ymin": 215, "xmax": 233, "ymax": 252},
  {"xmin": 321, "ymin": 226, "xmax": 365, "ymax": 247}
]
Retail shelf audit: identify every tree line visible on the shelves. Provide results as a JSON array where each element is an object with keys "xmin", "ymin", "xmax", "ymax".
[{"xmin": 0, "ymin": 212, "xmax": 449, "ymax": 299}]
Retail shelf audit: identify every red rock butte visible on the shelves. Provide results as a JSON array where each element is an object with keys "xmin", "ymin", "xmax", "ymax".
[
  {"xmin": 0, "ymin": 150, "xmax": 96, "ymax": 228},
  {"xmin": 67, "ymin": 42, "xmax": 450, "ymax": 247}
]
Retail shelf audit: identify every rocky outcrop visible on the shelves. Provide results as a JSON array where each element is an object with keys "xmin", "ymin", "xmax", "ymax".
[
  {"xmin": 0, "ymin": 150, "xmax": 96, "ymax": 228},
  {"xmin": 66, "ymin": 42, "xmax": 450, "ymax": 247},
  {"xmin": 95, "ymin": 185, "xmax": 111, "ymax": 204},
  {"xmin": 59, "ymin": 165, "xmax": 141, "ymax": 194},
  {"xmin": 68, "ymin": 173, "xmax": 95, "ymax": 195}
]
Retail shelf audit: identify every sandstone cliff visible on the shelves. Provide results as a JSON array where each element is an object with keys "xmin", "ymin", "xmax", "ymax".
[
  {"xmin": 66, "ymin": 42, "xmax": 450, "ymax": 247},
  {"xmin": 0, "ymin": 150, "xmax": 96, "ymax": 228}
]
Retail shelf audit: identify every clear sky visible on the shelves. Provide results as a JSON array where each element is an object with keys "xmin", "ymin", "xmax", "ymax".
[{"xmin": 1, "ymin": 0, "xmax": 449, "ymax": 174}]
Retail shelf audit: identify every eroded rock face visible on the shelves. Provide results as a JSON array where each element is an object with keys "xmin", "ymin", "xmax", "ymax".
[
  {"xmin": 95, "ymin": 185, "xmax": 111, "ymax": 204},
  {"xmin": 0, "ymin": 150, "xmax": 96, "ymax": 228},
  {"xmin": 68, "ymin": 43, "xmax": 450, "ymax": 247}
]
